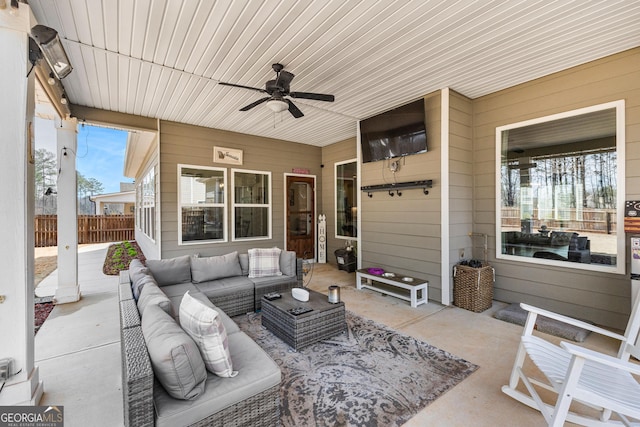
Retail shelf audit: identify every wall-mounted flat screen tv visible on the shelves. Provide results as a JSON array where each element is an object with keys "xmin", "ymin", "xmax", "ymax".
[{"xmin": 360, "ymin": 99, "xmax": 427, "ymax": 163}]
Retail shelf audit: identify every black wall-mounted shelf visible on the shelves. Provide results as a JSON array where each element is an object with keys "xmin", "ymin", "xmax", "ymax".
[{"xmin": 361, "ymin": 180, "xmax": 433, "ymax": 197}]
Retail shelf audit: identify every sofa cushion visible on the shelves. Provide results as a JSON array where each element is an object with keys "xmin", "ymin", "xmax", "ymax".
[
  {"xmin": 153, "ymin": 332, "xmax": 281, "ymax": 427},
  {"xmin": 180, "ymin": 291, "xmax": 237, "ymax": 378},
  {"xmin": 248, "ymin": 248, "xmax": 282, "ymax": 278},
  {"xmin": 279, "ymin": 250, "xmax": 296, "ymax": 277},
  {"xmin": 146, "ymin": 255, "xmax": 191, "ymax": 286},
  {"xmin": 138, "ymin": 280, "xmax": 173, "ymax": 318},
  {"xmin": 550, "ymin": 231, "xmax": 575, "ymax": 246},
  {"xmin": 132, "ymin": 274, "xmax": 157, "ymax": 301},
  {"xmin": 239, "ymin": 254, "xmax": 249, "ymax": 276},
  {"xmin": 141, "ymin": 304, "xmax": 207, "ymax": 400},
  {"xmin": 169, "ymin": 291, "xmax": 241, "ymax": 335},
  {"xmin": 190, "ymin": 252, "xmax": 242, "ymax": 283},
  {"xmin": 129, "ymin": 258, "xmax": 149, "ymax": 283},
  {"xmin": 195, "ymin": 276, "xmax": 254, "ymax": 300}
]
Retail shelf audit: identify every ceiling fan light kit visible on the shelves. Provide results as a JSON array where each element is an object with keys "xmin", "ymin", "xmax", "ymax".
[
  {"xmin": 219, "ymin": 63, "xmax": 334, "ymax": 118},
  {"xmin": 266, "ymin": 98, "xmax": 289, "ymax": 113}
]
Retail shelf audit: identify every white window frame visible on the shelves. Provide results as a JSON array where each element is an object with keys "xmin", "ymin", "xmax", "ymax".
[
  {"xmin": 137, "ymin": 166, "xmax": 156, "ymax": 241},
  {"xmin": 178, "ymin": 164, "xmax": 227, "ymax": 245},
  {"xmin": 335, "ymin": 158, "xmax": 358, "ymax": 240},
  {"xmin": 495, "ymin": 100, "xmax": 625, "ymax": 274},
  {"xmin": 232, "ymin": 168, "xmax": 272, "ymax": 242}
]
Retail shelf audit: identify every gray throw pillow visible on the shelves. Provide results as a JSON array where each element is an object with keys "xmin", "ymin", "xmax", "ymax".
[
  {"xmin": 239, "ymin": 254, "xmax": 249, "ymax": 276},
  {"xmin": 279, "ymin": 250, "xmax": 296, "ymax": 277},
  {"xmin": 146, "ymin": 255, "xmax": 191, "ymax": 286},
  {"xmin": 190, "ymin": 252, "xmax": 242, "ymax": 283},
  {"xmin": 132, "ymin": 274, "xmax": 156, "ymax": 301},
  {"xmin": 128, "ymin": 259, "xmax": 149, "ymax": 284},
  {"xmin": 137, "ymin": 280, "xmax": 173, "ymax": 318},
  {"xmin": 141, "ymin": 304, "xmax": 207, "ymax": 400}
]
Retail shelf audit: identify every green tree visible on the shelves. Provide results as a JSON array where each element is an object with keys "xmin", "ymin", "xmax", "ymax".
[
  {"xmin": 34, "ymin": 149, "xmax": 57, "ymax": 214},
  {"xmin": 76, "ymin": 172, "xmax": 104, "ymax": 197},
  {"xmin": 77, "ymin": 172, "xmax": 105, "ymax": 214}
]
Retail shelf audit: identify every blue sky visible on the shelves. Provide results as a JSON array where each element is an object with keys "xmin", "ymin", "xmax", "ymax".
[
  {"xmin": 75, "ymin": 125, "xmax": 132, "ymax": 194},
  {"xmin": 35, "ymin": 119, "xmax": 133, "ymax": 194}
]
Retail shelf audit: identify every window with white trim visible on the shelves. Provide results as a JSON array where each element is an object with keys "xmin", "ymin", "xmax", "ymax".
[
  {"xmin": 232, "ymin": 169, "xmax": 271, "ymax": 241},
  {"xmin": 335, "ymin": 159, "xmax": 358, "ymax": 239},
  {"xmin": 179, "ymin": 165, "xmax": 227, "ymax": 244},
  {"xmin": 137, "ymin": 167, "xmax": 155, "ymax": 240}
]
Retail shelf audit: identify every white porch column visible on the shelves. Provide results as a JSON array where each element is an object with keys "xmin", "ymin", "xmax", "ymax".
[
  {"xmin": 0, "ymin": 7, "xmax": 44, "ymax": 405},
  {"xmin": 55, "ymin": 118, "xmax": 80, "ymax": 304}
]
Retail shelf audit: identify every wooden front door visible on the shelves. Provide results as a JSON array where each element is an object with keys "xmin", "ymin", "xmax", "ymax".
[{"xmin": 286, "ymin": 175, "xmax": 315, "ymax": 259}]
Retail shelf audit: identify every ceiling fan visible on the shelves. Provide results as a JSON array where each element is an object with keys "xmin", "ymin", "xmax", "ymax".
[{"xmin": 218, "ymin": 63, "xmax": 334, "ymax": 118}]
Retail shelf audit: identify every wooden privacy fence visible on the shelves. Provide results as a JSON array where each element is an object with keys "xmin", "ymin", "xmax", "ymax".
[
  {"xmin": 501, "ymin": 207, "xmax": 617, "ymax": 233},
  {"xmin": 35, "ymin": 215, "xmax": 135, "ymax": 247}
]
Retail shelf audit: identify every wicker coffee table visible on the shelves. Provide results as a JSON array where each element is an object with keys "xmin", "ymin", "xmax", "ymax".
[{"xmin": 261, "ymin": 288, "xmax": 346, "ymax": 350}]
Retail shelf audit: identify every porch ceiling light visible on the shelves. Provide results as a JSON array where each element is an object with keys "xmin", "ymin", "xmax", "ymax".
[
  {"xmin": 266, "ymin": 98, "xmax": 288, "ymax": 113},
  {"xmin": 30, "ymin": 25, "xmax": 73, "ymax": 79}
]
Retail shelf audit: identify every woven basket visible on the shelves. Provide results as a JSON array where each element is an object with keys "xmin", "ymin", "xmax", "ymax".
[{"xmin": 453, "ymin": 263, "xmax": 495, "ymax": 313}]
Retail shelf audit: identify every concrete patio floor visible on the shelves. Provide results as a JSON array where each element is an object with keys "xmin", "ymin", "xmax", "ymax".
[{"xmin": 33, "ymin": 244, "xmax": 622, "ymax": 426}]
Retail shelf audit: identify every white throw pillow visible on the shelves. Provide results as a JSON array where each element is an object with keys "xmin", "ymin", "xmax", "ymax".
[
  {"xmin": 179, "ymin": 291, "xmax": 237, "ymax": 378},
  {"xmin": 248, "ymin": 247, "xmax": 283, "ymax": 278}
]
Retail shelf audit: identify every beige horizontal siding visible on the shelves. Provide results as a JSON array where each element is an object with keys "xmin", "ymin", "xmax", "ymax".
[
  {"xmin": 158, "ymin": 120, "xmax": 322, "ymax": 259},
  {"xmin": 472, "ymin": 47, "xmax": 640, "ymax": 329},
  {"xmin": 360, "ymin": 91, "xmax": 443, "ymax": 301}
]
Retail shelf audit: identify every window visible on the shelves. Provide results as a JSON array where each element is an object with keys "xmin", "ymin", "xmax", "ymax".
[
  {"xmin": 179, "ymin": 165, "xmax": 226, "ymax": 244},
  {"xmin": 496, "ymin": 101, "xmax": 625, "ymax": 273},
  {"xmin": 335, "ymin": 160, "xmax": 357, "ymax": 239},
  {"xmin": 137, "ymin": 167, "xmax": 155, "ymax": 240},
  {"xmin": 232, "ymin": 169, "xmax": 271, "ymax": 241}
]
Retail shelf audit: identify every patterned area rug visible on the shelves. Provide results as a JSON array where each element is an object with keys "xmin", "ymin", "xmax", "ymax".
[{"xmin": 235, "ymin": 311, "xmax": 478, "ymax": 427}]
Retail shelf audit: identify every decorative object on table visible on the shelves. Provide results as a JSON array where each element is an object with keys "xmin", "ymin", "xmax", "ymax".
[
  {"xmin": 453, "ymin": 259, "xmax": 495, "ymax": 313},
  {"xmin": 291, "ymin": 287, "xmax": 310, "ymax": 302},
  {"xmin": 328, "ymin": 285, "xmax": 340, "ymax": 303},
  {"xmin": 287, "ymin": 306, "xmax": 313, "ymax": 315},
  {"xmin": 263, "ymin": 292, "xmax": 281, "ymax": 301},
  {"xmin": 236, "ymin": 311, "xmax": 478, "ymax": 427}
]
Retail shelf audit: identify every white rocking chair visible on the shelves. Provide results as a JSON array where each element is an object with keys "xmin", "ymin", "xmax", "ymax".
[{"xmin": 502, "ymin": 292, "xmax": 640, "ymax": 426}]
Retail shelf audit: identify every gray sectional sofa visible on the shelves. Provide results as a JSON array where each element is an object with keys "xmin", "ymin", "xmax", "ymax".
[{"xmin": 117, "ymin": 249, "xmax": 302, "ymax": 427}]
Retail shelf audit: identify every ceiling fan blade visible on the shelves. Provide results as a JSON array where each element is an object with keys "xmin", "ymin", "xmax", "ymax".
[
  {"xmin": 219, "ymin": 81, "xmax": 267, "ymax": 94},
  {"xmin": 276, "ymin": 70, "xmax": 294, "ymax": 90},
  {"xmin": 289, "ymin": 92, "xmax": 335, "ymax": 102},
  {"xmin": 287, "ymin": 99, "xmax": 304, "ymax": 118},
  {"xmin": 240, "ymin": 97, "xmax": 270, "ymax": 111}
]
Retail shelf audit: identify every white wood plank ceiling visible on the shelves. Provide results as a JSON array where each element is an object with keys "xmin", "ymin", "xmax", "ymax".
[{"xmin": 29, "ymin": 0, "xmax": 640, "ymax": 147}]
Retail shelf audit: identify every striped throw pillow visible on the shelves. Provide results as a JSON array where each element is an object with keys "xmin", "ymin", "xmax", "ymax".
[
  {"xmin": 248, "ymin": 247, "xmax": 283, "ymax": 278},
  {"xmin": 179, "ymin": 291, "xmax": 237, "ymax": 378}
]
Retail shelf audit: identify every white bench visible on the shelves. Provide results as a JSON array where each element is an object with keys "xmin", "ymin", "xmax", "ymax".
[{"xmin": 356, "ymin": 269, "xmax": 428, "ymax": 308}]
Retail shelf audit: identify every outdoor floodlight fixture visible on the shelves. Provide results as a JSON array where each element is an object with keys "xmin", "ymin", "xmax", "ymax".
[{"xmin": 30, "ymin": 25, "xmax": 73, "ymax": 79}]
